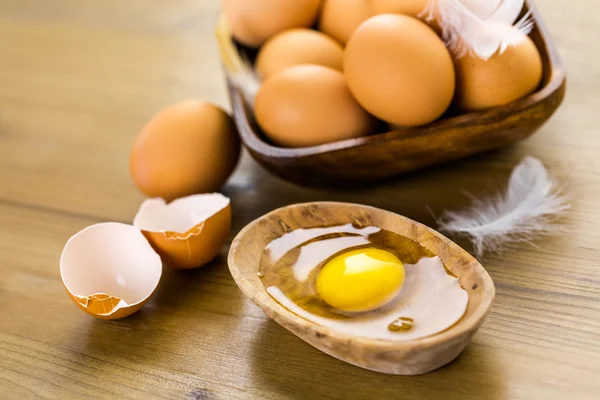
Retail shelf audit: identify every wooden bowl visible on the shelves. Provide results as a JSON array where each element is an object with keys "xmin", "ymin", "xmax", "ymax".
[
  {"xmin": 221, "ymin": 0, "xmax": 566, "ymax": 187},
  {"xmin": 227, "ymin": 202, "xmax": 495, "ymax": 375}
]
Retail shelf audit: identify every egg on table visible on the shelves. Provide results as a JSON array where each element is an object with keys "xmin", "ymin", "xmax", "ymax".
[
  {"xmin": 130, "ymin": 100, "xmax": 240, "ymax": 202},
  {"xmin": 133, "ymin": 193, "xmax": 232, "ymax": 270},
  {"xmin": 256, "ymin": 29, "xmax": 344, "ymax": 79},
  {"xmin": 260, "ymin": 224, "xmax": 469, "ymax": 341}
]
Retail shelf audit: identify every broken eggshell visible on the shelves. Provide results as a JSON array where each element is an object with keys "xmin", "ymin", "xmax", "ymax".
[
  {"xmin": 60, "ymin": 222, "xmax": 163, "ymax": 320},
  {"xmin": 133, "ymin": 193, "xmax": 231, "ymax": 269}
]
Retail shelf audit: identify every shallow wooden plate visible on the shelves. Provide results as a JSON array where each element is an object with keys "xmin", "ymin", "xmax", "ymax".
[
  {"xmin": 227, "ymin": 202, "xmax": 495, "ymax": 375},
  {"xmin": 224, "ymin": 0, "xmax": 565, "ymax": 187}
]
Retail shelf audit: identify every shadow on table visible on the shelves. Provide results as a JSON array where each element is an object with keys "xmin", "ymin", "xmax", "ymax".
[
  {"xmin": 249, "ymin": 319, "xmax": 505, "ymax": 400},
  {"xmin": 64, "ymin": 149, "xmax": 517, "ymax": 397},
  {"xmin": 223, "ymin": 148, "xmax": 518, "ymax": 252},
  {"xmin": 64, "ymin": 256, "xmax": 246, "ymax": 397}
]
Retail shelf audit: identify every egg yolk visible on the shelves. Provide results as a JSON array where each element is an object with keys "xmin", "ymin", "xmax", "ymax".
[{"xmin": 316, "ymin": 247, "xmax": 405, "ymax": 313}]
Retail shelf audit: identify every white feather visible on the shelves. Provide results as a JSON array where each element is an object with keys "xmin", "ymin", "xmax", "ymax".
[
  {"xmin": 460, "ymin": 0, "xmax": 503, "ymax": 19},
  {"xmin": 422, "ymin": 0, "xmax": 534, "ymax": 60},
  {"xmin": 487, "ymin": 0, "xmax": 524, "ymax": 23},
  {"xmin": 215, "ymin": 16, "xmax": 261, "ymax": 107},
  {"xmin": 437, "ymin": 157, "xmax": 570, "ymax": 258}
]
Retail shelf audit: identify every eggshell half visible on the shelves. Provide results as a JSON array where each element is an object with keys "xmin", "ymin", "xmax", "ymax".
[
  {"xmin": 130, "ymin": 101, "xmax": 241, "ymax": 202},
  {"xmin": 60, "ymin": 223, "xmax": 163, "ymax": 320},
  {"xmin": 134, "ymin": 194, "xmax": 231, "ymax": 269}
]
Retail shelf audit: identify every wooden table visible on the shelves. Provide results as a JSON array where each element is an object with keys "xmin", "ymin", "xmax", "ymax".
[{"xmin": 1, "ymin": 1, "xmax": 598, "ymax": 399}]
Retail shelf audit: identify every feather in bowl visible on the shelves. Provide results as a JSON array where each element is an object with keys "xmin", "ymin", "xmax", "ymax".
[{"xmin": 216, "ymin": 0, "xmax": 565, "ymax": 187}]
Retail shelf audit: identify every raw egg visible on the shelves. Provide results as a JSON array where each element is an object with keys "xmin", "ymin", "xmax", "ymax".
[
  {"xmin": 221, "ymin": 0, "xmax": 322, "ymax": 48},
  {"xmin": 254, "ymin": 65, "xmax": 375, "ymax": 148},
  {"xmin": 344, "ymin": 15, "xmax": 455, "ymax": 126},
  {"xmin": 60, "ymin": 223, "xmax": 162, "ymax": 319},
  {"xmin": 130, "ymin": 101, "xmax": 240, "ymax": 202},
  {"xmin": 316, "ymin": 248, "xmax": 405, "ymax": 312},
  {"xmin": 260, "ymin": 224, "xmax": 469, "ymax": 341},
  {"xmin": 133, "ymin": 193, "xmax": 231, "ymax": 269},
  {"xmin": 454, "ymin": 34, "xmax": 543, "ymax": 111},
  {"xmin": 256, "ymin": 29, "xmax": 344, "ymax": 79},
  {"xmin": 319, "ymin": 0, "xmax": 374, "ymax": 45}
]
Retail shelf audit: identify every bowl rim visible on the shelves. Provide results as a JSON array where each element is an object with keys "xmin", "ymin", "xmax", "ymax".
[
  {"xmin": 225, "ymin": 0, "xmax": 566, "ymax": 160},
  {"xmin": 228, "ymin": 201, "xmax": 496, "ymax": 351}
]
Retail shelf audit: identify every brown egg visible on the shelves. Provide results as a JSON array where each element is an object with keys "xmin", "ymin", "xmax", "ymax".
[
  {"xmin": 344, "ymin": 14, "xmax": 455, "ymax": 126},
  {"xmin": 256, "ymin": 29, "xmax": 344, "ymax": 79},
  {"xmin": 221, "ymin": 0, "xmax": 322, "ymax": 48},
  {"xmin": 455, "ymin": 35, "xmax": 543, "ymax": 111},
  {"xmin": 130, "ymin": 101, "xmax": 240, "ymax": 202},
  {"xmin": 371, "ymin": 0, "xmax": 429, "ymax": 16},
  {"xmin": 319, "ymin": 0, "xmax": 374, "ymax": 45},
  {"xmin": 255, "ymin": 65, "xmax": 375, "ymax": 148}
]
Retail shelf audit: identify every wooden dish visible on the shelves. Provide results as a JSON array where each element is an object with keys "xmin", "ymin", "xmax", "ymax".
[
  {"xmin": 221, "ymin": 0, "xmax": 566, "ymax": 187},
  {"xmin": 227, "ymin": 202, "xmax": 495, "ymax": 375}
]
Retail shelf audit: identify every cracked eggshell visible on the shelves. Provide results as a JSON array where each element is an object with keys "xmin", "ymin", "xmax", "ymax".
[
  {"xmin": 60, "ymin": 223, "xmax": 163, "ymax": 320},
  {"xmin": 134, "ymin": 193, "xmax": 231, "ymax": 270}
]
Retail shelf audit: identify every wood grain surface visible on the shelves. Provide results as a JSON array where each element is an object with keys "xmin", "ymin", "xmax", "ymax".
[{"xmin": 1, "ymin": 1, "xmax": 599, "ymax": 399}]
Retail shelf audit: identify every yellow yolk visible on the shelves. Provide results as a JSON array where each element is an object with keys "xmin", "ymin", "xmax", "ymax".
[{"xmin": 316, "ymin": 247, "xmax": 405, "ymax": 313}]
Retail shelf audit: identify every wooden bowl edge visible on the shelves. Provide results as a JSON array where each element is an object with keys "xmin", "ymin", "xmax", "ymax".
[
  {"xmin": 227, "ymin": 202, "xmax": 496, "ymax": 353},
  {"xmin": 224, "ymin": 0, "xmax": 566, "ymax": 161}
]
